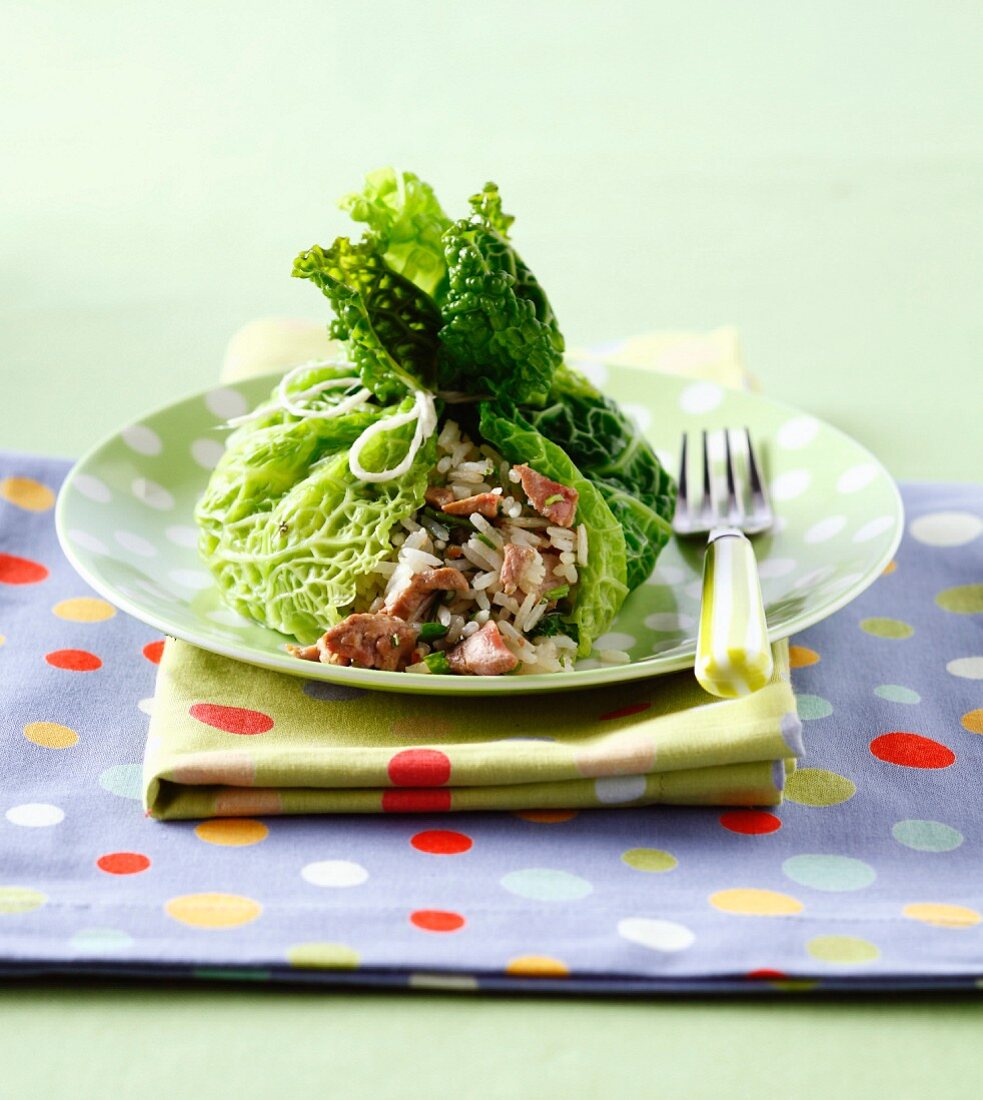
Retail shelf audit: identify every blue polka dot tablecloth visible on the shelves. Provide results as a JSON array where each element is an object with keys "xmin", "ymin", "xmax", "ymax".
[{"xmin": 2, "ymin": 451, "xmax": 982, "ymax": 993}]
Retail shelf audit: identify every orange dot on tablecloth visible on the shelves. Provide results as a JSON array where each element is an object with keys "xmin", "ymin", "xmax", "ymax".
[
  {"xmin": 195, "ymin": 819, "xmax": 269, "ymax": 846},
  {"xmin": 710, "ymin": 888, "xmax": 804, "ymax": 916},
  {"xmin": 869, "ymin": 732, "xmax": 955, "ymax": 769},
  {"xmin": 411, "ymin": 829, "xmax": 473, "ymax": 855},
  {"xmin": 96, "ymin": 852, "xmax": 151, "ymax": 875},
  {"xmin": 0, "ymin": 553, "xmax": 49, "ymax": 585},
  {"xmin": 381, "ymin": 789, "xmax": 452, "ymax": 813},
  {"xmin": 189, "ymin": 703, "xmax": 274, "ymax": 736},
  {"xmin": 720, "ymin": 810, "xmax": 782, "ymax": 835},
  {"xmin": 788, "ymin": 645, "xmax": 820, "ymax": 668},
  {"xmin": 902, "ymin": 902, "xmax": 981, "ymax": 928},
  {"xmin": 23, "ymin": 722, "xmax": 78, "ymax": 749},
  {"xmin": 142, "ymin": 639, "xmax": 165, "ymax": 664},
  {"xmin": 165, "ymin": 893, "xmax": 262, "ymax": 929},
  {"xmin": 960, "ymin": 709, "xmax": 983, "ymax": 735},
  {"xmin": 506, "ymin": 955, "xmax": 570, "ymax": 977},
  {"xmin": 0, "ymin": 476, "xmax": 55, "ymax": 511},
  {"xmin": 52, "ymin": 597, "xmax": 116, "ymax": 622},
  {"xmin": 410, "ymin": 909, "xmax": 465, "ymax": 933},
  {"xmin": 514, "ymin": 809, "xmax": 579, "ymax": 823},
  {"xmin": 45, "ymin": 649, "xmax": 102, "ymax": 672},
  {"xmin": 882, "ymin": 560, "xmax": 897, "ymax": 575},
  {"xmin": 387, "ymin": 748, "xmax": 451, "ymax": 787}
]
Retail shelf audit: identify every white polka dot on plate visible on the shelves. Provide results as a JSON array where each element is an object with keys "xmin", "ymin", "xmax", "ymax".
[
  {"xmin": 776, "ymin": 416, "xmax": 819, "ymax": 450},
  {"xmin": 594, "ymin": 632, "xmax": 637, "ymax": 652},
  {"xmin": 837, "ymin": 464, "xmax": 879, "ymax": 493},
  {"xmin": 644, "ymin": 612, "xmax": 696, "ymax": 632},
  {"xmin": 620, "ymin": 403, "xmax": 652, "ymax": 432},
  {"xmin": 853, "ymin": 516, "xmax": 895, "ymax": 543},
  {"xmin": 301, "ymin": 860, "xmax": 369, "ymax": 887},
  {"xmin": 678, "ymin": 382, "xmax": 723, "ymax": 415},
  {"xmin": 121, "ymin": 425, "xmax": 162, "ymax": 456},
  {"xmin": 804, "ymin": 516, "xmax": 847, "ymax": 544},
  {"xmin": 206, "ymin": 608, "xmax": 252, "ymax": 628},
  {"xmin": 191, "ymin": 438, "xmax": 226, "ymax": 470},
  {"xmin": 74, "ymin": 474, "xmax": 111, "ymax": 503},
  {"xmin": 826, "ymin": 571, "xmax": 865, "ymax": 593},
  {"xmin": 792, "ymin": 566, "xmax": 835, "ymax": 591},
  {"xmin": 947, "ymin": 657, "xmax": 983, "ymax": 680},
  {"xmin": 6, "ymin": 803, "xmax": 64, "ymax": 827},
  {"xmin": 169, "ymin": 569, "xmax": 212, "ymax": 591},
  {"xmin": 683, "ymin": 579, "xmax": 704, "ymax": 601},
  {"xmin": 770, "ymin": 469, "xmax": 811, "ymax": 501},
  {"xmin": 205, "ymin": 387, "xmax": 248, "ymax": 419},
  {"xmin": 645, "ymin": 564, "xmax": 686, "ymax": 586},
  {"xmin": 114, "ymin": 530, "xmax": 157, "ymax": 558},
  {"xmin": 69, "ymin": 529, "xmax": 108, "ymax": 555},
  {"xmin": 757, "ymin": 557, "xmax": 797, "ymax": 579},
  {"xmin": 595, "ymin": 776, "xmax": 647, "ymax": 804},
  {"xmin": 165, "ymin": 525, "xmax": 199, "ymax": 549},
  {"xmin": 909, "ymin": 511, "xmax": 982, "ymax": 548},
  {"xmin": 131, "ymin": 478, "xmax": 174, "ymax": 511},
  {"xmin": 617, "ymin": 917, "xmax": 694, "ymax": 952}
]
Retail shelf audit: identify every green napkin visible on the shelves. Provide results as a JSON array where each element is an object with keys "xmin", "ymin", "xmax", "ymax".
[{"xmin": 143, "ymin": 321, "xmax": 798, "ymax": 819}]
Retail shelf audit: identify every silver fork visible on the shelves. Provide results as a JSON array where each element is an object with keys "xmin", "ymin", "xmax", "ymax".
[{"xmin": 673, "ymin": 428, "xmax": 774, "ymax": 697}]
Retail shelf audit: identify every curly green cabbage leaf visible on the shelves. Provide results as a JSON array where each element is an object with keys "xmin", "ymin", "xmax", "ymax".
[
  {"xmin": 479, "ymin": 401, "xmax": 627, "ymax": 656},
  {"xmin": 339, "ymin": 168, "xmax": 452, "ymax": 300},
  {"xmin": 438, "ymin": 184, "xmax": 564, "ymax": 406},
  {"xmin": 524, "ymin": 362, "xmax": 676, "ymax": 588},
  {"xmin": 293, "ymin": 238, "xmax": 441, "ymax": 401},
  {"xmin": 196, "ymin": 394, "xmax": 434, "ymax": 644}
]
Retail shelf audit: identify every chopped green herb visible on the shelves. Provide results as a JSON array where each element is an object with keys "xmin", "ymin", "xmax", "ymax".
[
  {"xmin": 424, "ymin": 651, "xmax": 451, "ymax": 674},
  {"xmin": 543, "ymin": 493, "xmax": 564, "ymax": 507},
  {"xmin": 544, "ymin": 584, "xmax": 570, "ymax": 602},
  {"xmin": 533, "ymin": 614, "xmax": 578, "ymax": 641},
  {"xmin": 476, "ymin": 533, "xmax": 496, "ymax": 550},
  {"xmin": 419, "ymin": 622, "xmax": 449, "ymax": 641},
  {"xmin": 423, "ymin": 507, "xmax": 472, "ymax": 529}
]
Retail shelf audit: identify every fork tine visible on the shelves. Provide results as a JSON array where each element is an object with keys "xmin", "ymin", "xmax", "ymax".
[
  {"xmin": 744, "ymin": 427, "xmax": 773, "ymax": 520},
  {"xmin": 701, "ymin": 430, "xmax": 714, "ymax": 519},
  {"xmin": 723, "ymin": 428, "xmax": 740, "ymax": 523},
  {"xmin": 676, "ymin": 432, "xmax": 690, "ymax": 516}
]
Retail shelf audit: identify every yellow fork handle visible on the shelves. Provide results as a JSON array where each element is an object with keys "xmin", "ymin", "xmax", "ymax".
[{"xmin": 694, "ymin": 529, "xmax": 773, "ymax": 698}]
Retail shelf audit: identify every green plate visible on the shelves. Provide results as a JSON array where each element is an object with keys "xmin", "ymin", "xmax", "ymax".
[{"xmin": 55, "ymin": 366, "xmax": 903, "ymax": 695}]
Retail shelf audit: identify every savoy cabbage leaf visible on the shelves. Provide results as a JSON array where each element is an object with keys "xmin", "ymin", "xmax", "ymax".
[{"xmin": 293, "ymin": 238, "xmax": 441, "ymax": 401}]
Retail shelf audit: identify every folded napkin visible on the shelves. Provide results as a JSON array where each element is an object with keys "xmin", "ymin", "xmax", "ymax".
[{"xmin": 143, "ymin": 323, "xmax": 798, "ymax": 819}]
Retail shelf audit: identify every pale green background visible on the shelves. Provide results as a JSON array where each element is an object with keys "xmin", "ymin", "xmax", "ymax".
[{"xmin": 2, "ymin": 1, "xmax": 981, "ymax": 1096}]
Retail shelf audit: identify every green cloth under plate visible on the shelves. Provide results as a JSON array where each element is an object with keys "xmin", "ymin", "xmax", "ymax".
[{"xmin": 143, "ymin": 321, "xmax": 798, "ymax": 819}]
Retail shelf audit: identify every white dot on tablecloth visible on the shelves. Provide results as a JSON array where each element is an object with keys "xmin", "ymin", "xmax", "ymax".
[
  {"xmin": 804, "ymin": 516, "xmax": 847, "ymax": 544},
  {"xmin": 114, "ymin": 530, "xmax": 157, "ymax": 558},
  {"xmin": 301, "ymin": 860, "xmax": 369, "ymax": 888},
  {"xmin": 205, "ymin": 387, "xmax": 248, "ymax": 419},
  {"xmin": 837, "ymin": 464, "xmax": 879, "ymax": 493},
  {"xmin": 776, "ymin": 416, "xmax": 819, "ymax": 450},
  {"xmin": 595, "ymin": 776, "xmax": 647, "ymax": 804},
  {"xmin": 131, "ymin": 478, "xmax": 174, "ymax": 511},
  {"xmin": 74, "ymin": 474, "xmax": 111, "ymax": 503},
  {"xmin": 947, "ymin": 657, "xmax": 983, "ymax": 680},
  {"xmin": 679, "ymin": 382, "xmax": 723, "ymax": 415},
  {"xmin": 909, "ymin": 512, "xmax": 982, "ymax": 548},
  {"xmin": 121, "ymin": 425, "xmax": 162, "ymax": 456},
  {"xmin": 770, "ymin": 470, "xmax": 811, "ymax": 501},
  {"xmin": 853, "ymin": 516, "xmax": 895, "ymax": 543},
  {"xmin": 69, "ymin": 529, "xmax": 108, "ymax": 555},
  {"xmin": 191, "ymin": 438, "xmax": 226, "ymax": 470},
  {"xmin": 617, "ymin": 917, "xmax": 695, "ymax": 952},
  {"xmin": 6, "ymin": 803, "xmax": 64, "ymax": 827},
  {"xmin": 137, "ymin": 697, "xmax": 155, "ymax": 716},
  {"xmin": 165, "ymin": 525, "xmax": 199, "ymax": 549}
]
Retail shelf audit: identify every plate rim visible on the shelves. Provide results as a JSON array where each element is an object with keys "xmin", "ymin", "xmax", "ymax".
[{"xmin": 54, "ymin": 367, "xmax": 905, "ymax": 696}]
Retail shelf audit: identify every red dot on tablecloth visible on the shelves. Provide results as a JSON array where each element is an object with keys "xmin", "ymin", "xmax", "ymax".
[
  {"xmin": 598, "ymin": 702, "xmax": 651, "ymax": 721},
  {"xmin": 410, "ymin": 909, "xmax": 465, "ymax": 933},
  {"xmin": 411, "ymin": 829, "xmax": 473, "ymax": 855},
  {"xmin": 142, "ymin": 639, "xmax": 165, "ymax": 664},
  {"xmin": 869, "ymin": 731, "xmax": 955, "ymax": 769},
  {"xmin": 0, "ymin": 553, "xmax": 49, "ymax": 585},
  {"xmin": 387, "ymin": 748, "xmax": 452, "ymax": 787},
  {"xmin": 189, "ymin": 703, "xmax": 274, "ymax": 736},
  {"xmin": 747, "ymin": 968, "xmax": 786, "ymax": 981},
  {"xmin": 381, "ymin": 789, "xmax": 453, "ymax": 814},
  {"xmin": 96, "ymin": 851, "xmax": 151, "ymax": 875},
  {"xmin": 45, "ymin": 649, "xmax": 102, "ymax": 672},
  {"xmin": 720, "ymin": 810, "xmax": 782, "ymax": 835}
]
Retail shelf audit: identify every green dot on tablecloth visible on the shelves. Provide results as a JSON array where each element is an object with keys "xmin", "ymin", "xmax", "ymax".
[
  {"xmin": 797, "ymin": 694, "xmax": 833, "ymax": 720},
  {"xmin": 784, "ymin": 768, "xmax": 856, "ymax": 807},
  {"xmin": 860, "ymin": 617, "xmax": 914, "ymax": 639},
  {"xmin": 874, "ymin": 684, "xmax": 921, "ymax": 704},
  {"xmin": 98, "ymin": 764, "xmax": 144, "ymax": 800},
  {"xmin": 782, "ymin": 854, "xmax": 876, "ymax": 892},
  {"xmin": 892, "ymin": 820, "xmax": 964, "ymax": 852},
  {"xmin": 935, "ymin": 584, "xmax": 983, "ymax": 614},
  {"xmin": 622, "ymin": 848, "xmax": 678, "ymax": 873},
  {"xmin": 0, "ymin": 886, "xmax": 46, "ymax": 914},
  {"xmin": 287, "ymin": 943, "xmax": 360, "ymax": 969},
  {"xmin": 70, "ymin": 928, "xmax": 134, "ymax": 952},
  {"xmin": 500, "ymin": 868, "xmax": 594, "ymax": 901},
  {"xmin": 806, "ymin": 935, "xmax": 880, "ymax": 964}
]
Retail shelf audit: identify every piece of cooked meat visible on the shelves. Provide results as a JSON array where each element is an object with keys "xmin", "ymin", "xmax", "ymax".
[
  {"xmin": 318, "ymin": 613, "xmax": 420, "ymax": 672},
  {"xmin": 425, "ymin": 486, "xmax": 455, "ymax": 508},
  {"xmin": 384, "ymin": 567, "xmax": 469, "ymax": 621},
  {"xmin": 513, "ymin": 464, "xmax": 578, "ymax": 527},
  {"xmin": 440, "ymin": 491, "xmax": 501, "ymax": 518},
  {"xmin": 446, "ymin": 621, "xmax": 519, "ymax": 676},
  {"xmin": 286, "ymin": 641, "xmax": 324, "ymax": 662},
  {"xmin": 499, "ymin": 543, "xmax": 542, "ymax": 596}
]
